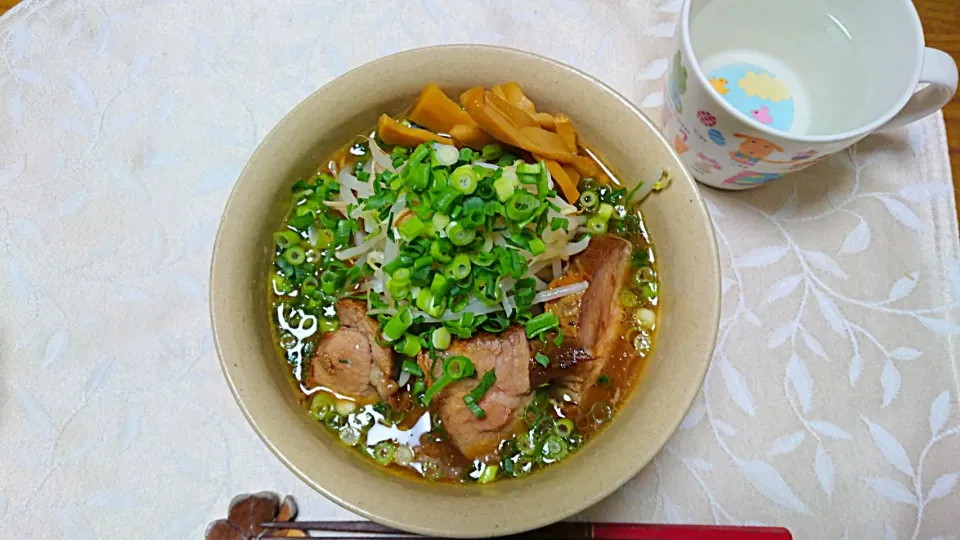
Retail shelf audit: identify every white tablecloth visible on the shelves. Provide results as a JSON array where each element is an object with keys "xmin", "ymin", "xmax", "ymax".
[{"xmin": 1, "ymin": 1, "xmax": 958, "ymax": 538}]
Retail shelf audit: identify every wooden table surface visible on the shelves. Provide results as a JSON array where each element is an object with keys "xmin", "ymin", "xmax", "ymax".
[
  {"xmin": 0, "ymin": 0, "xmax": 957, "ymax": 208},
  {"xmin": 915, "ymin": 0, "xmax": 960, "ymax": 220}
]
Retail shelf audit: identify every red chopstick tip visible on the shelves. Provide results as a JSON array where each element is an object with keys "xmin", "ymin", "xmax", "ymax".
[{"xmin": 592, "ymin": 523, "xmax": 792, "ymax": 539}]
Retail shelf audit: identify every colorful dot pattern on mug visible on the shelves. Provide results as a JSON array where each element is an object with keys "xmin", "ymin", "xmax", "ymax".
[{"xmin": 707, "ymin": 63, "xmax": 795, "ymax": 133}]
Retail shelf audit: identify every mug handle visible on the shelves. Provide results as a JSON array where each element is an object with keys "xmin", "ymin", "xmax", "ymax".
[{"xmin": 880, "ymin": 47, "xmax": 958, "ymax": 130}]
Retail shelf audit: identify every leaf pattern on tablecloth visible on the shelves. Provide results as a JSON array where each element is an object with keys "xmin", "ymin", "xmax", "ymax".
[{"xmin": 0, "ymin": 2, "xmax": 958, "ymax": 539}]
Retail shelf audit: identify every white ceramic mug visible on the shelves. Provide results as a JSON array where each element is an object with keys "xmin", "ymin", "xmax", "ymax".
[{"xmin": 662, "ymin": 0, "xmax": 958, "ymax": 190}]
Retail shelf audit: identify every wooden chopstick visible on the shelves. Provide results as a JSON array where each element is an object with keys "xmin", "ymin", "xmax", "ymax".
[
  {"xmin": 261, "ymin": 520, "xmax": 413, "ymax": 534},
  {"xmin": 259, "ymin": 520, "xmax": 793, "ymax": 539},
  {"xmin": 259, "ymin": 537, "xmax": 423, "ymax": 540}
]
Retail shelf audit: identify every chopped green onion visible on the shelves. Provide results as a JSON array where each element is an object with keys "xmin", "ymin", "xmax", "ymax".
[
  {"xmin": 272, "ymin": 274, "xmax": 291, "ymax": 294},
  {"xmin": 451, "ymin": 165, "xmax": 479, "ymax": 195},
  {"xmin": 458, "ymin": 147, "xmax": 475, "ymax": 163},
  {"xmin": 320, "ymin": 269, "xmax": 340, "ymax": 294},
  {"xmin": 301, "ymin": 276, "xmax": 319, "ymax": 295},
  {"xmin": 463, "ymin": 397, "xmax": 485, "ymax": 418},
  {"xmin": 586, "ymin": 216, "xmax": 608, "ymax": 235},
  {"xmin": 477, "ymin": 464, "xmax": 499, "ymax": 483},
  {"xmin": 283, "ymin": 246, "xmax": 306, "ymax": 265},
  {"xmin": 382, "ymin": 307, "xmax": 413, "ymax": 341},
  {"xmin": 640, "ymin": 281, "xmax": 658, "ymax": 300},
  {"xmin": 550, "ymin": 217, "xmax": 569, "ymax": 232},
  {"xmin": 497, "ymin": 152, "xmax": 518, "ymax": 166},
  {"xmin": 416, "ymin": 288, "xmax": 434, "ymax": 311},
  {"xmin": 288, "ymin": 214, "xmax": 314, "ymax": 231},
  {"xmin": 274, "ymin": 230, "xmax": 301, "ymax": 249},
  {"xmin": 373, "ymin": 441, "xmax": 397, "ymax": 465},
  {"xmin": 597, "ymin": 203, "xmax": 615, "ymax": 221},
  {"xmin": 404, "ymin": 161, "xmax": 430, "ymax": 191},
  {"xmin": 430, "ymin": 239, "xmax": 453, "ymax": 262},
  {"xmin": 434, "ymin": 144, "xmax": 459, "ymax": 166},
  {"xmin": 579, "ymin": 190, "xmax": 599, "ymax": 209},
  {"xmin": 448, "ymin": 254, "xmax": 471, "ymax": 280},
  {"xmin": 589, "ymin": 401, "xmax": 613, "ymax": 424},
  {"xmin": 292, "ymin": 188, "xmax": 314, "ymax": 201},
  {"xmin": 392, "ymin": 267, "xmax": 412, "ymax": 286},
  {"xmin": 635, "ymin": 266, "xmax": 656, "ymax": 284},
  {"xmin": 398, "ymin": 215, "xmax": 425, "ymax": 241},
  {"xmin": 534, "ymin": 353, "xmax": 550, "ymax": 367},
  {"xmin": 445, "ymin": 221, "xmax": 476, "ymax": 246},
  {"xmin": 395, "ymin": 333, "xmax": 421, "ymax": 356},
  {"xmin": 400, "ymin": 360, "xmax": 423, "ymax": 377},
  {"xmin": 541, "ymin": 435, "xmax": 568, "ymax": 462},
  {"xmin": 493, "ymin": 175, "xmax": 515, "ymax": 202},
  {"xmin": 431, "ymin": 327, "xmax": 452, "ymax": 350},
  {"xmin": 434, "ymin": 188, "xmax": 460, "ymax": 213},
  {"xmin": 480, "ymin": 144, "xmax": 502, "ymax": 161},
  {"xmin": 525, "ymin": 312, "xmax": 560, "ymax": 339},
  {"xmin": 388, "ymin": 280, "xmax": 409, "ymax": 300},
  {"xmin": 339, "ymin": 426, "xmax": 360, "ymax": 446},
  {"xmin": 516, "ymin": 431, "xmax": 537, "ymax": 455},
  {"xmin": 466, "ymin": 370, "xmax": 496, "ymax": 403},
  {"xmin": 383, "ymin": 255, "xmax": 411, "ymax": 275},
  {"xmin": 636, "ymin": 308, "xmax": 656, "ymax": 330},
  {"xmin": 505, "ymin": 191, "xmax": 539, "ymax": 222},
  {"xmin": 555, "ymin": 418, "xmax": 575, "ymax": 438},
  {"xmin": 430, "ymin": 273, "xmax": 451, "ymax": 297},
  {"xmin": 619, "ymin": 289, "xmax": 638, "ymax": 308},
  {"xmin": 528, "ymin": 238, "xmax": 546, "ymax": 256},
  {"xmin": 432, "ymin": 213, "xmax": 450, "ymax": 232},
  {"xmin": 421, "ymin": 374, "xmax": 452, "ymax": 406},
  {"xmin": 463, "ymin": 388, "xmax": 492, "ymax": 418},
  {"xmin": 324, "ymin": 412, "xmax": 345, "ymax": 431},
  {"xmin": 517, "ymin": 162, "xmax": 542, "ymax": 175},
  {"xmin": 309, "ymin": 393, "xmax": 336, "ymax": 422},
  {"xmin": 425, "ymin": 295, "xmax": 446, "ymax": 318},
  {"xmin": 421, "ymin": 356, "xmax": 476, "ymax": 406},
  {"xmin": 631, "ymin": 249, "xmax": 651, "ymax": 269},
  {"xmin": 318, "ymin": 317, "xmax": 339, "ymax": 333},
  {"xmin": 333, "ymin": 219, "xmax": 355, "ymax": 247},
  {"xmin": 443, "ymin": 355, "xmax": 475, "ymax": 379},
  {"xmin": 311, "ymin": 228, "xmax": 332, "ymax": 249}
]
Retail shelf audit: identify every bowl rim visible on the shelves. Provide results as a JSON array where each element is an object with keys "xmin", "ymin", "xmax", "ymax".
[{"xmin": 210, "ymin": 43, "xmax": 720, "ymax": 537}]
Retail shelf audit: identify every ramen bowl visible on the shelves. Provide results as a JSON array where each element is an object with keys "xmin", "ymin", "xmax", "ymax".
[{"xmin": 210, "ymin": 45, "xmax": 720, "ymax": 538}]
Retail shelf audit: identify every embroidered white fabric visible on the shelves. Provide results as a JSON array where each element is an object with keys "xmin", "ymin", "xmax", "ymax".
[{"xmin": 0, "ymin": 1, "xmax": 958, "ymax": 538}]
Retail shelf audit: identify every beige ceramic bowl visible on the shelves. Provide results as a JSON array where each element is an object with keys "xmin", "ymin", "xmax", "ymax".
[{"xmin": 211, "ymin": 45, "xmax": 720, "ymax": 538}]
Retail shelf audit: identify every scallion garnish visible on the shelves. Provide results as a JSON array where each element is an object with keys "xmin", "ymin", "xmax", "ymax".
[
  {"xmin": 421, "ymin": 355, "xmax": 476, "ymax": 406},
  {"xmin": 382, "ymin": 307, "xmax": 413, "ymax": 342},
  {"xmin": 462, "ymin": 369, "xmax": 497, "ymax": 418},
  {"xmin": 525, "ymin": 312, "xmax": 560, "ymax": 339},
  {"xmin": 401, "ymin": 359, "xmax": 423, "ymax": 377}
]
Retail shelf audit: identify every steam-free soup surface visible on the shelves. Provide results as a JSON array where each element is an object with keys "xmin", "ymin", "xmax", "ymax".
[{"xmin": 268, "ymin": 82, "xmax": 664, "ymax": 484}]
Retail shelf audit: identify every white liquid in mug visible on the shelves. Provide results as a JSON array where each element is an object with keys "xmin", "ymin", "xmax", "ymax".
[{"xmin": 690, "ymin": 0, "xmax": 868, "ymax": 136}]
